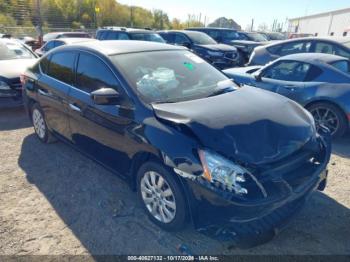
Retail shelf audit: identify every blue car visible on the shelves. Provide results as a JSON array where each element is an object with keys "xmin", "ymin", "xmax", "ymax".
[{"xmin": 224, "ymin": 53, "xmax": 350, "ymax": 137}]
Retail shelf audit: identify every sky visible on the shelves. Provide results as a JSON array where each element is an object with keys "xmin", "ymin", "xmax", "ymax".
[{"xmin": 118, "ymin": 0, "xmax": 350, "ymax": 29}]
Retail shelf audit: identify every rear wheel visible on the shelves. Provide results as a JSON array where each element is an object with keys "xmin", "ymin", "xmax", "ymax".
[
  {"xmin": 307, "ymin": 102, "xmax": 347, "ymax": 138},
  {"xmin": 137, "ymin": 162, "xmax": 187, "ymax": 231},
  {"xmin": 31, "ymin": 103, "xmax": 56, "ymax": 143}
]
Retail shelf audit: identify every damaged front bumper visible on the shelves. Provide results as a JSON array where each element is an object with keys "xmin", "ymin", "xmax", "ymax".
[{"xmin": 181, "ymin": 135, "xmax": 331, "ymax": 247}]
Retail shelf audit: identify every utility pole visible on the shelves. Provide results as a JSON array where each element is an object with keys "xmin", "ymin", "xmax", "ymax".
[
  {"xmin": 130, "ymin": 6, "xmax": 134, "ymax": 27},
  {"xmin": 35, "ymin": 0, "xmax": 43, "ymax": 46},
  {"xmin": 250, "ymin": 18, "xmax": 254, "ymax": 32}
]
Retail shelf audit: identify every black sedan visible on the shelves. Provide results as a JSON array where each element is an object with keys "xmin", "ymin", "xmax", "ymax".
[
  {"xmin": 249, "ymin": 37, "xmax": 350, "ymax": 65},
  {"xmin": 0, "ymin": 38, "xmax": 37, "ymax": 108},
  {"xmin": 158, "ymin": 30, "xmax": 239, "ymax": 69},
  {"xmin": 22, "ymin": 41, "xmax": 330, "ymax": 246},
  {"xmin": 224, "ymin": 53, "xmax": 350, "ymax": 137}
]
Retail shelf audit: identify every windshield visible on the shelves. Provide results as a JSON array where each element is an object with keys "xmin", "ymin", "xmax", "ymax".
[
  {"xmin": 247, "ymin": 33, "xmax": 268, "ymax": 42},
  {"xmin": 111, "ymin": 50, "xmax": 236, "ymax": 103},
  {"xmin": 185, "ymin": 32, "xmax": 217, "ymax": 45},
  {"xmin": 0, "ymin": 41, "xmax": 36, "ymax": 60},
  {"xmin": 330, "ymin": 60, "xmax": 350, "ymax": 74},
  {"xmin": 129, "ymin": 33, "xmax": 165, "ymax": 43}
]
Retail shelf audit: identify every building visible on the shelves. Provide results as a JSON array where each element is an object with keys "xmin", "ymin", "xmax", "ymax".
[{"xmin": 288, "ymin": 7, "xmax": 350, "ymax": 37}]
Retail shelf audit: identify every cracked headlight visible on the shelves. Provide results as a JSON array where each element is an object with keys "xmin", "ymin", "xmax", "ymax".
[
  {"xmin": 198, "ymin": 149, "xmax": 248, "ymax": 195},
  {"xmin": 0, "ymin": 81, "xmax": 10, "ymax": 90}
]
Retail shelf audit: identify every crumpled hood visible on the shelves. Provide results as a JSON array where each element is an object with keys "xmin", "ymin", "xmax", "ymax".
[
  {"xmin": 152, "ymin": 86, "xmax": 315, "ymax": 165},
  {"xmin": 196, "ymin": 44, "xmax": 237, "ymax": 52},
  {"xmin": 0, "ymin": 59, "xmax": 37, "ymax": 79}
]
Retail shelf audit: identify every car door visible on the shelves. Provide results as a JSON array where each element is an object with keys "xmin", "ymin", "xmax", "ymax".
[
  {"xmin": 68, "ymin": 51, "xmax": 135, "ymax": 175},
  {"xmin": 36, "ymin": 51, "xmax": 76, "ymax": 139}
]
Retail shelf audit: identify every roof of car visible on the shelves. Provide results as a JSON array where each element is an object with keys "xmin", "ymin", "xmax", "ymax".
[
  {"xmin": 266, "ymin": 37, "xmax": 350, "ymax": 47},
  {"xmin": 279, "ymin": 53, "xmax": 346, "ymax": 64},
  {"xmin": 186, "ymin": 27, "xmax": 237, "ymax": 31},
  {"xmin": 158, "ymin": 30, "xmax": 206, "ymax": 36},
  {"xmin": 52, "ymin": 38, "xmax": 97, "ymax": 44},
  {"xmin": 63, "ymin": 40, "xmax": 184, "ymax": 55},
  {"xmin": 98, "ymin": 27, "xmax": 156, "ymax": 34}
]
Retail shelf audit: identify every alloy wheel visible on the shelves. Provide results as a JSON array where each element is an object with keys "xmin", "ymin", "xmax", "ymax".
[
  {"xmin": 310, "ymin": 106, "xmax": 339, "ymax": 135},
  {"xmin": 32, "ymin": 108, "xmax": 46, "ymax": 139},
  {"xmin": 140, "ymin": 171, "xmax": 176, "ymax": 224}
]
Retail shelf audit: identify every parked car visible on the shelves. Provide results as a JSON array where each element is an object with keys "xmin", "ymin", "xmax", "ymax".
[
  {"xmin": 43, "ymin": 32, "xmax": 91, "ymax": 43},
  {"xmin": 35, "ymin": 38, "xmax": 97, "ymax": 57},
  {"xmin": 224, "ymin": 53, "xmax": 350, "ymax": 137},
  {"xmin": 186, "ymin": 28, "xmax": 269, "ymax": 65},
  {"xmin": 158, "ymin": 30, "xmax": 239, "ymax": 69},
  {"xmin": 258, "ymin": 31, "xmax": 286, "ymax": 41},
  {"xmin": 0, "ymin": 38, "xmax": 37, "ymax": 108},
  {"xmin": 22, "ymin": 40, "xmax": 330, "ymax": 246},
  {"xmin": 289, "ymin": 33, "xmax": 314, "ymax": 39},
  {"xmin": 249, "ymin": 37, "xmax": 350, "ymax": 66},
  {"xmin": 96, "ymin": 27, "xmax": 165, "ymax": 43}
]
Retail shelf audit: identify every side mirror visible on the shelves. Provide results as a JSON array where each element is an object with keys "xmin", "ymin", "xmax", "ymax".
[
  {"xmin": 254, "ymin": 72, "xmax": 263, "ymax": 82},
  {"xmin": 90, "ymin": 87, "xmax": 120, "ymax": 105}
]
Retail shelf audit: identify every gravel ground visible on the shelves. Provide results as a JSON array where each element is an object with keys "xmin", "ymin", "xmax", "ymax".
[{"xmin": 0, "ymin": 108, "xmax": 349, "ymax": 255}]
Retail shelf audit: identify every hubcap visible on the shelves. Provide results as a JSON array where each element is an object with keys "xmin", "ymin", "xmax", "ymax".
[
  {"xmin": 140, "ymin": 171, "xmax": 176, "ymax": 223},
  {"xmin": 310, "ymin": 107, "xmax": 339, "ymax": 135},
  {"xmin": 32, "ymin": 109, "xmax": 46, "ymax": 139}
]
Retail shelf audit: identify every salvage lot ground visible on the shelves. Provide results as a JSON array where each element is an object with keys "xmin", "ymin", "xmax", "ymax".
[{"xmin": 0, "ymin": 108, "xmax": 349, "ymax": 255}]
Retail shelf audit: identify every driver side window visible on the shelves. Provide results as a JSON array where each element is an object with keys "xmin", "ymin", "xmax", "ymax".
[
  {"xmin": 262, "ymin": 61, "xmax": 311, "ymax": 82},
  {"xmin": 76, "ymin": 53, "xmax": 120, "ymax": 94}
]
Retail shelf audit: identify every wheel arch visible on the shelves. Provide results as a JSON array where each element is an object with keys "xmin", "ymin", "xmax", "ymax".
[{"xmin": 305, "ymin": 99, "xmax": 348, "ymax": 124}]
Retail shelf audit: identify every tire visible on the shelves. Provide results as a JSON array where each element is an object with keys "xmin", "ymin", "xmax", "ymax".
[
  {"xmin": 136, "ymin": 161, "xmax": 187, "ymax": 231},
  {"xmin": 31, "ymin": 103, "xmax": 56, "ymax": 143},
  {"xmin": 307, "ymin": 102, "xmax": 348, "ymax": 138}
]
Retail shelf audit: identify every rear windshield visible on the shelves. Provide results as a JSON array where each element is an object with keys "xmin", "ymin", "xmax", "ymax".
[
  {"xmin": 129, "ymin": 33, "xmax": 165, "ymax": 43},
  {"xmin": 0, "ymin": 41, "xmax": 36, "ymax": 60},
  {"xmin": 111, "ymin": 50, "xmax": 236, "ymax": 103}
]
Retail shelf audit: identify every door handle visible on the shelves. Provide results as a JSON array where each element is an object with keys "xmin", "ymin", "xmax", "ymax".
[{"xmin": 69, "ymin": 103, "xmax": 81, "ymax": 112}]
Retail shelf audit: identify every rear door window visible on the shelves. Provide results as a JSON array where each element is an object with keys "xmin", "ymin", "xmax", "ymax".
[{"xmin": 47, "ymin": 52, "xmax": 76, "ymax": 85}]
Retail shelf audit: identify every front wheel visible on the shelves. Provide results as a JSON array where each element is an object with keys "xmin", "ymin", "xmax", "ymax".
[
  {"xmin": 307, "ymin": 102, "xmax": 348, "ymax": 138},
  {"xmin": 137, "ymin": 162, "xmax": 187, "ymax": 231}
]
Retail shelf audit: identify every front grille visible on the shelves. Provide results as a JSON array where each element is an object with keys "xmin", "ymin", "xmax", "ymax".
[{"xmin": 256, "ymin": 138, "xmax": 326, "ymax": 194}]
